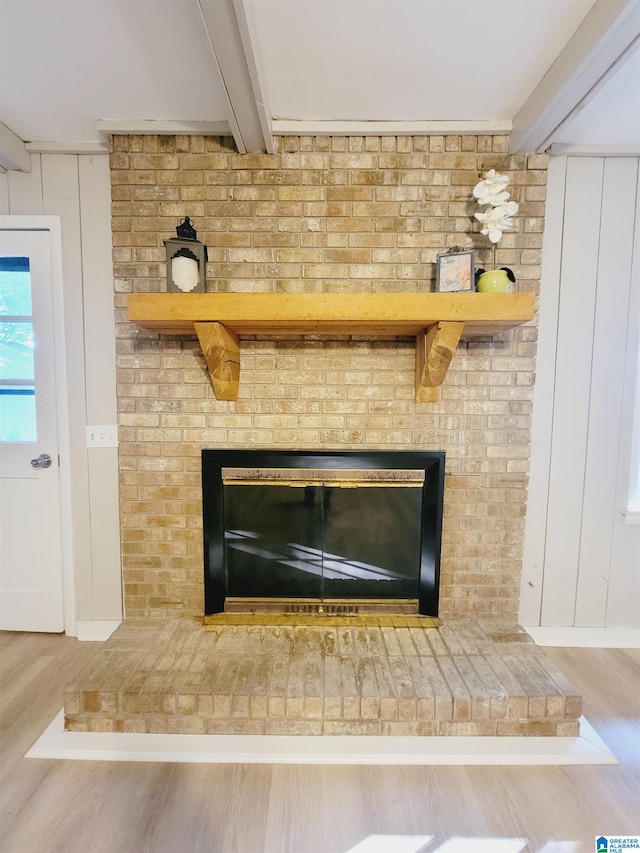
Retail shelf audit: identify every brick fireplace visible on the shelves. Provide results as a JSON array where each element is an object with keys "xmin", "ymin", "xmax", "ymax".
[
  {"xmin": 112, "ymin": 133, "xmax": 546, "ymax": 623},
  {"xmin": 62, "ymin": 133, "xmax": 582, "ymax": 741}
]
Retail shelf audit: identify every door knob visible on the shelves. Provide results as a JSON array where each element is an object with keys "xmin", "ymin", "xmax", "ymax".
[{"xmin": 30, "ymin": 453, "xmax": 52, "ymax": 469}]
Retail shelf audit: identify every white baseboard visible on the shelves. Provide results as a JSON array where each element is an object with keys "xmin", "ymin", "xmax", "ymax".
[
  {"xmin": 75, "ymin": 621, "xmax": 121, "ymax": 642},
  {"xmin": 524, "ymin": 626, "xmax": 640, "ymax": 648},
  {"xmin": 26, "ymin": 711, "xmax": 617, "ymax": 766}
]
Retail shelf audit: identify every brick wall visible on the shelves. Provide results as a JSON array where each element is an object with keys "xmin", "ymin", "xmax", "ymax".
[{"xmin": 111, "ymin": 134, "xmax": 547, "ymax": 622}]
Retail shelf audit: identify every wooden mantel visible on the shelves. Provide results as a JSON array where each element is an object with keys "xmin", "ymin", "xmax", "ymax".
[{"xmin": 127, "ymin": 292, "xmax": 536, "ymax": 402}]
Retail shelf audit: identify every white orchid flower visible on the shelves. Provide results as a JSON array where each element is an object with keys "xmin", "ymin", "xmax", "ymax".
[
  {"xmin": 473, "ymin": 169, "xmax": 511, "ymax": 206},
  {"xmin": 475, "ymin": 201, "xmax": 519, "ymax": 243},
  {"xmin": 471, "ymin": 167, "xmax": 519, "ymax": 270}
]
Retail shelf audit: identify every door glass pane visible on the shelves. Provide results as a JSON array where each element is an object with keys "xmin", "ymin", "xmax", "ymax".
[
  {"xmin": 0, "ymin": 321, "xmax": 34, "ymax": 380},
  {"xmin": 0, "ymin": 387, "xmax": 36, "ymax": 442},
  {"xmin": 0, "ymin": 258, "xmax": 32, "ymax": 314},
  {"xmin": 0, "ymin": 258, "xmax": 36, "ymax": 442}
]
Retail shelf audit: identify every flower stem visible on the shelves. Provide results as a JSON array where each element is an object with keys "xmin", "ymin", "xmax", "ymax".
[{"xmin": 492, "ymin": 242, "xmax": 496, "ymax": 270}]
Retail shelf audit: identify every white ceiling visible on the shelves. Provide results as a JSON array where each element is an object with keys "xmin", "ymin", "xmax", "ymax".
[
  {"xmin": 254, "ymin": 0, "xmax": 596, "ymax": 121},
  {"xmin": 0, "ymin": 0, "xmax": 639, "ymax": 166}
]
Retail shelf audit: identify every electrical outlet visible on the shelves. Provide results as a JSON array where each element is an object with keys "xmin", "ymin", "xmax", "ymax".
[{"xmin": 86, "ymin": 424, "xmax": 119, "ymax": 448}]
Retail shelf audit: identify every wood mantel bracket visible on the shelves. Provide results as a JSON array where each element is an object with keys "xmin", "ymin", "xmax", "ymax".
[
  {"xmin": 415, "ymin": 321, "xmax": 465, "ymax": 403},
  {"xmin": 127, "ymin": 292, "xmax": 536, "ymax": 403},
  {"xmin": 194, "ymin": 322, "xmax": 241, "ymax": 401}
]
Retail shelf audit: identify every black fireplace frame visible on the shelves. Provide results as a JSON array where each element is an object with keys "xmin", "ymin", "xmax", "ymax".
[{"xmin": 202, "ymin": 449, "xmax": 445, "ymax": 616}]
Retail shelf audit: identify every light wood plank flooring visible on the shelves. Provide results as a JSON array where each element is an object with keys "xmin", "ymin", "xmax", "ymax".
[{"xmin": 1, "ymin": 630, "xmax": 638, "ymax": 853}]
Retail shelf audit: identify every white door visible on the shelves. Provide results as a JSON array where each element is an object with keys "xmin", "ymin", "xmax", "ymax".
[{"xmin": 0, "ymin": 229, "xmax": 64, "ymax": 632}]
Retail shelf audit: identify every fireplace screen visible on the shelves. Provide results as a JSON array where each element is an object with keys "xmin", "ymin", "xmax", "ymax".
[{"xmin": 202, "ymin": 450, "xmax": 445, "ymax": 616}]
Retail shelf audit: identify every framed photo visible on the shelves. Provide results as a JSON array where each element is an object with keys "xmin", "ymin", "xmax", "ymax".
[{"xmin": 435, "ymin": 249, "xmax": 475, "ymax": 293}]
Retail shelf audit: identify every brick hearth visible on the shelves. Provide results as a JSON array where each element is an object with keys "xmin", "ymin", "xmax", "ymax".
[{"xmin": 64, "ymin": 619, "xmax": 581, "ymax": 737}]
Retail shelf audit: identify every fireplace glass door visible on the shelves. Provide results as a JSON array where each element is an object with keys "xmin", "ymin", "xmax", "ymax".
[
  {"xmin": 222, "ymin": 468, "xmax": 424, "ymax": 603},
  {"xmin": 202, "ymin": 450, "xmax": 445, "ymax": 616}
]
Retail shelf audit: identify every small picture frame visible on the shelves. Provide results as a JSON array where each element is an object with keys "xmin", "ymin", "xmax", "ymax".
[{"xmin": 435, "ymin": 248, "xmax": 475, "ymax": 293}]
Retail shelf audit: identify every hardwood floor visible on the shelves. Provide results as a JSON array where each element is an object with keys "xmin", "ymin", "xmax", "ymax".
[{"xmin": 0, "ymin": 631, "xmax": 638, "ymax": 853}]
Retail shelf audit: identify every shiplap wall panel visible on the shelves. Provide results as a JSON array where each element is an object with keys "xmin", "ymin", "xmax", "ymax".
[
  {"xmin": 7, "ymin": 155, "xmax": 44, "ymax": 215},
  {"xmin": 78, "ymin": 156, "xmax": 118, "ymax": 423},
  {"xmin": 541, "ymin": 158, "xmax": 604, "ymax": 626},
  {"xmin": 78, "ymin": 155, "xmax": 122, "ymax": 619},
  {"xmin": 575, "ymin": 158, "xmax": 639, "ymax": 625},
  {"xmin": 520, "ymin": 157, "xmax": 567, "ymax": 625},
  {"xmin": 0, "ymin": 173, "xmax": 9, "ymax": 215},
  {"xmin": 41, "ymin": 154, "xmax": 94, "ymax": 619},
  {"xmin": 524, "ymin": 155, "xmax": 640, "ymax": 629},
  {"xmin": 606, "ymin": 178, "xmax": 640, "ymax": 628}
]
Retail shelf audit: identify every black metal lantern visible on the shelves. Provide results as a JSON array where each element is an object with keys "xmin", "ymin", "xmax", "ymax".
[{"xmin": 163, "ymin": 217, "xmax": 208, "ymax": 293}]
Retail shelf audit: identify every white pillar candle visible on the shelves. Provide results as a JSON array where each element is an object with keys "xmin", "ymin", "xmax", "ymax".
[{"xmin": 171, "ymin": 255, "xmax": 199, "ymax": 292}]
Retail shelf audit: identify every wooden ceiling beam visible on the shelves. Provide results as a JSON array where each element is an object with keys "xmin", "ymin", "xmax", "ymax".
[
  {"xmin": 272, "ymin": 120, "xmax": 513, "ymax": 137},
  {"xmin": 96, "ymin": 120, "xmax": 230, "ymax": 138},
  {"xmin": 194, "ymin": 0, "xmax": 273, "ymax": 154},
  {"xmin": 0, "ymin": 122, "xmax": 31, "ymax": 173}
]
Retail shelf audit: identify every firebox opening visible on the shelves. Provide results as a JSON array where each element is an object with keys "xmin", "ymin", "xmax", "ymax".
[{"xmin": 202, "ymin": 450, "xmax": 445, "ymax": 617}]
